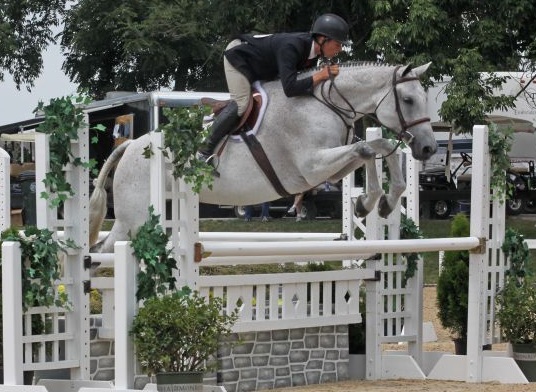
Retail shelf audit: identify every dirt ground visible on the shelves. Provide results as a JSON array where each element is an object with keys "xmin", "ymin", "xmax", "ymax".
[
  {"xmin": 275, "ymin": 379, "xmax": 536, "ymax": 392},
  {"xmin": 275, "ymin": 286, "xmax": 535, "ymax": 392}
]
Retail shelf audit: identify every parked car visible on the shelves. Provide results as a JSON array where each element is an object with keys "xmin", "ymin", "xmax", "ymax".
[{"xmin": 420, "ymin": 150, "xmax": 528, "ymax": 219}]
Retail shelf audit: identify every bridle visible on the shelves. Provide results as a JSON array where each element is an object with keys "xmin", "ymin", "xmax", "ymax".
[{"xmin": 314, "ymin": 64, "xmax": 431, "ymax": 157}]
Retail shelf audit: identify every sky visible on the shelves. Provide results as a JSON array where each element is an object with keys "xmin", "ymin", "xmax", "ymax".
[{"xmin": 0, "ymin": 40, "xmax": 78, "ymax": 126}]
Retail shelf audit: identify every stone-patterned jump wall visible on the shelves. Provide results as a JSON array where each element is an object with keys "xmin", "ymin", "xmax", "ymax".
[
  {"xmin": 215, "ymin": 325, "xmax": 350, "ymax": 392},
  {"xmin": 89, "ymin": 316, "xmax": 350, "ymax": 391},
  {"xmin": 89, "ymin": 316, "xmax": 115, "ymax": 381}
]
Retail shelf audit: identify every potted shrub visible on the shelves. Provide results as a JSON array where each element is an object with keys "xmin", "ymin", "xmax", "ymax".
[
  {"xmin": 129, "ymin": 286, "xmax": 238, "ymax": 390},
  {"xmin": 495, "ymin": 228, "xmax": 536, "ymax": 381},
  {"xmin": 436, "ymin": 213, "xmax": 470, "ymax": 354}
]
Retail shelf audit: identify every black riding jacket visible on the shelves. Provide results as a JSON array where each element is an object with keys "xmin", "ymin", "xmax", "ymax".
[{"xmin": 224, "ymin": 32, "xmax": 318, "ymax": 97}]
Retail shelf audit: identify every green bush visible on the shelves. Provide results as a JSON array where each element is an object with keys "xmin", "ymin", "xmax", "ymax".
[
  {"xmin": 90, "ymin": 289, "xmax": 102, "ymax": 314},
  {"xmin": 496, "ymin": 228, "xmax": 536, "ymax": 344},
  {"xmin": 436, "ymin": 213, "xmax": 470, "ymax": 341},
  {"xmin": 130, "ymin": 286, "xmax": 238, "ymax": 376}
]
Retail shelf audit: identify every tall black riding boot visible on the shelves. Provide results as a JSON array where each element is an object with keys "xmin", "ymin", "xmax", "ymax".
[{"xmin": 197, "ymin": 100, "xmax": 240, "ymax": 162}]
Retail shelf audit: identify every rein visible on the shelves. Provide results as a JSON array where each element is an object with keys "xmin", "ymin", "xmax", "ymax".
[{"xmin": 313, "ymin": 64, "xmax": 430, "ymax": 158}]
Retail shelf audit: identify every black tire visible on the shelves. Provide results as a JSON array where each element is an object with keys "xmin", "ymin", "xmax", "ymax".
[
  {"xmin": 270, "ymin": 210, "xmax": 286, "ymax": 219},
  {"xmin": 303, "ymin": 201, "xmax": 317, "ymax": 220},
  {"xmin": 506, "ymin": 199, "xmax": 523, "ymax": 216},
  {"xmin": 433, "ymin": 200, "xmax": 451, "ymax": 219},
  {"xmin": 522, "ymin": 199, "xmax": 536, "ymax": 214},
  {"xmin": 329, "ymin": 202, "xmax": 343, "ymax": 219}
]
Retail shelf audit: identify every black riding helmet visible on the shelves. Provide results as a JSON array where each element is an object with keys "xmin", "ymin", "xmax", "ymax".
[{"xmin": 311, "ymin": 13, "xmax": 349, "ymax": 43}]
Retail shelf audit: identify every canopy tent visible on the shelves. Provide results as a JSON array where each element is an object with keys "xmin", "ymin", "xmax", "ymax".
[
  {"xmin": 431, "ymin": 115, "xmax": 536, "ymax": 160},
  {"xmin": 431, "ymin": 114, "xmax": 535, "ymax": 134},
  {"xmin": 0, "ymin": 132, "xmax": 36, "ymax": 143}
]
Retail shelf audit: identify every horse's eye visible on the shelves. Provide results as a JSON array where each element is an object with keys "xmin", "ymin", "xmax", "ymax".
[{"xmin": 403, "ymin": 96, "xmax": 413, "ymax": 104}]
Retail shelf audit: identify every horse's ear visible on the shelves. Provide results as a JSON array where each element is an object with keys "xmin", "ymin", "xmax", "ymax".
[
  {"xmin": 411, "ymin": 62, "xmax": 432, "ymax": 77},
  {"xmin": 401, "ymin": 64, "xmax": 413, "ymax": 77}
]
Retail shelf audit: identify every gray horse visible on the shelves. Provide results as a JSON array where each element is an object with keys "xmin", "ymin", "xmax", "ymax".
[{"xmin": 89, "ymin": 62, "xmax": 437, "ymax": 252}]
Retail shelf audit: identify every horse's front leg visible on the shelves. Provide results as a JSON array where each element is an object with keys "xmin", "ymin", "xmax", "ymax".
[
  {"xmin": 354, "ymin": 157, "xmax": 384, "ymax": 217},
  {"xmin": 300, "ymin": 142, "xmax": 376, "ymax": 186},
  {"xmin": 367, "ymin": 139, "xmax": 406, "ymax": 218},
  {"xmin": 300, "ymin": 142, "xmax": 383, "ymax": 218}
]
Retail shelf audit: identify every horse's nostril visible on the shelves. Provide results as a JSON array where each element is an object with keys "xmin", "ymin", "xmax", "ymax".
[{"xmin": 422, "ymin": 145, "xmax": 436, "ymax": 157}]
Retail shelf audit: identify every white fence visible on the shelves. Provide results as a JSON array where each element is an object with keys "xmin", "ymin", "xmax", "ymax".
[{"xmin": 0, "ymin": 125, "xmax": 530, "ymax": 390}]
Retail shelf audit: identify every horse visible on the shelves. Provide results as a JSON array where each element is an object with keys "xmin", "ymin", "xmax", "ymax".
[{"xmin": 89, "ymin": 62, "xmax": 437, "ymax": 252}]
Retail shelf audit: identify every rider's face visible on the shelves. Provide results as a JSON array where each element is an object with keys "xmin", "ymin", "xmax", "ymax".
[{"xmin": 321, "ymin": 38, "xmax": 342, "ymax": 59}]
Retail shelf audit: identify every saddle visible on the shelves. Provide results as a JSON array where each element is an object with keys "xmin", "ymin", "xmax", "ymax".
[
  {"xmin": 200, "ymin": 89, "xmax": 291, "ymax": 198},
  {"xmin": 200, "ymin": 90, "xmax": 263, "ymax": 135}
]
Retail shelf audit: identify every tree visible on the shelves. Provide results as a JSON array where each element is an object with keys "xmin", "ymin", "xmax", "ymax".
[
  {"xmin": 60, "ymin": 0, "xmax": 376, "ymax": 98},
  {"xmin": 0, "ymin": 0, "xmax": 67, "ymax": 90},
  {"xmin": 368, "ymin": 0, "xmax": 536, "ymax": 131},
  {"xmin": 60, "ymin": 0, "xmax": 536, "ymax": 130}
]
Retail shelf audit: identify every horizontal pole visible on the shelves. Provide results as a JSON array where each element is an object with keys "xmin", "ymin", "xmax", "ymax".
[
  {"xmin": 525, "ymin": 239, "xmax": 536, "ymax": 249},
  {"xmin": 198, "ymin": 232, "xmax": 344, "ymax": 242},
  {"xmin": 59, "ymin": 231, "xmax": 344, "ymax": 242},
  {"xmin": 202, "ymin": 253, "xmax": 375, "ymax": 266},
  {"xmin": 200, "ymin": 237, "xmax": 481, "ymax": 259}
]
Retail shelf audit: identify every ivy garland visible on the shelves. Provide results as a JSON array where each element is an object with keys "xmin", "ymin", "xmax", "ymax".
[
  {"xmin": 36, "ymin": 95, "xmax": 105, "ymax": 208},
  {"xmin": 129, "ymin": 206, "xmax": 177, "ymax": 302},
  {"xmin": 151, "ymin": 106, "xmax": 214, "ymax": 194},
  {"xmin": 501, "ymin": 228, "xmax": 530, "ymax": 284},
  {"xmin": 488, "ymin": 123, "xmax": 514, "ymax": 202},
  {"xmin": 1, "ymin": 227, "xmax": 75, "ymax": 311},
  {"xmin": 400, "ymin": 215, "xmax": 424, "ymax": 284}
]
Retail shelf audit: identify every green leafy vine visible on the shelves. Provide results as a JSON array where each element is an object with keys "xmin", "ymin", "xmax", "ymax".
[
  {"xmin": 400, "ymin": 215, "xmax": 423, "ymax": 284},
  {"xmin": 488, "ymin": 123, "xmax": 514, "ymax": 202},
  {"xmin": 129, "ymin": 206, "xmax": 177, "ymax": 301},
  {"xmin": 501, "ymin": 228, "xmax": 530, "ymax": 284},
  {"xmin": 1, "ymin": 227, "xmax": 76, "ymax": 311},
  {"xmin": 496, "ymin": 228, "xmax": 536, "ymax": 343},
  {"xmin": 36, "ymin": 95, "xmax": 105, "ymax": 208},
  {"xmin": 157, "ymin": 106, "xmax": 214, "ymax": 194}
]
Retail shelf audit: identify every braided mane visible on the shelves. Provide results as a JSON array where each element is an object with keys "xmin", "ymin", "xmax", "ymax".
[
  {"xmin": 298, "ymin": 60, "xmax": 394, "ymax": 78},
  {"xmin": 338, "ymin": 61, "xmax": 392, "ymax": 68}
]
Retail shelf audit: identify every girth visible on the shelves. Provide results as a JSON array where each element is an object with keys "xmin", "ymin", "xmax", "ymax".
[{"xmin": 201, "ymin": 91, "xmax": 291, "ymax": 198}]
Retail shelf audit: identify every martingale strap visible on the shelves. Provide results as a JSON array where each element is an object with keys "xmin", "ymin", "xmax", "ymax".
[{"xmin": 240, "ymin": 131, "xmax": 291, "ymax": 198}]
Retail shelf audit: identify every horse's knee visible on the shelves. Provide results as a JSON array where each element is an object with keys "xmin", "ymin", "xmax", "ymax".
[{"xmin": 355, "ymin": 142, "xmax": 376, "ymax": 159}]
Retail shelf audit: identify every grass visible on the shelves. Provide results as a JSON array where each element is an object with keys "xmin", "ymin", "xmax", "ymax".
[{"xmin": 199, "ymin": 215, "xmax": 536, "ymax": 285}]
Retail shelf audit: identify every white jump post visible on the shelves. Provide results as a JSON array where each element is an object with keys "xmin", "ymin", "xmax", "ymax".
[
  {"xmin": 2, "ymin": 242, "xmax": 24, "ymax": 385},
  {"xmin": 114, "ymin": 241, "xmax": 138, "ymax": 390},
  {"xmin": 0, "ymin": 148, "xmax": 11, "ymax": 231},
  {"xmin": 466, "ymin": 125, "xmax": 490, "ymax": 381},
  {"xmin": 148, "ymin": 131, "xmax": 200, "ymax": 291}
]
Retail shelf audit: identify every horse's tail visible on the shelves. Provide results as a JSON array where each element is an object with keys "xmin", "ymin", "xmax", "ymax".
[{"xmin": 89, "ymin": 141, "xmax": 131, "ymax": 247}]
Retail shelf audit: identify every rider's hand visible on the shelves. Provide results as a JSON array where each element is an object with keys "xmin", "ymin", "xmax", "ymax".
[{"xmin": 312, "ymin": 65, "xmax": 339, "ymax": 86}]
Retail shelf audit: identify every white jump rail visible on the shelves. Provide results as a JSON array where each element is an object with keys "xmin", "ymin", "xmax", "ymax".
[{"xmin": 197, "ymin": 237, "xmax": 481, "ymax": 261}]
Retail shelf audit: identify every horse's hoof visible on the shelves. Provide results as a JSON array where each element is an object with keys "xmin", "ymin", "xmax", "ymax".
[
  {"xmin": 355, "ymin": 195, "xmax": 370, "ymax": 217},
  {"xmin": 89, "ymin": 242, "xmax": 103, "ymax": 253},
  {"xmin": 357, "ymin": 142, "xmax": 376, "ymax": 159},
  {"xmin": 378, "ymin": 195, "xmax": 393, "ymax": 218}
]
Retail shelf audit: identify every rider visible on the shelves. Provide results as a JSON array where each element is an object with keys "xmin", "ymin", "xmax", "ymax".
[{"xmin": 197, "ymin": 13, "xmax": 349, "ymax": 162}]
